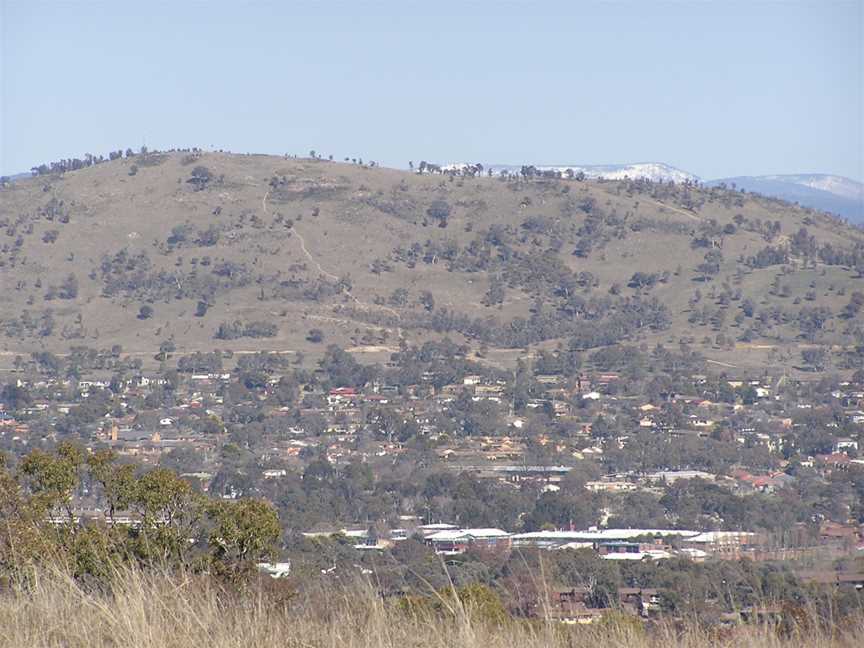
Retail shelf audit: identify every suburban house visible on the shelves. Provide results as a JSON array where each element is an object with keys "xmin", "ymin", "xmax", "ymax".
[{"xmin": 424, "ymin": 528, "xmax": 511, "ymax": 554}]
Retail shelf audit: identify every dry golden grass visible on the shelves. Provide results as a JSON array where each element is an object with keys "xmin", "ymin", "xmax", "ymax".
[{"xmin": 0, "ymin": 568, "xmax": 861, "ymax": 648}]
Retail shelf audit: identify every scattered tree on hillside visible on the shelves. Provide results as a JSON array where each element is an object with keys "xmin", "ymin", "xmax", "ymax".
[{"xmin": 188, "ymin": 166, "xmax": 213, "ymax": 191}]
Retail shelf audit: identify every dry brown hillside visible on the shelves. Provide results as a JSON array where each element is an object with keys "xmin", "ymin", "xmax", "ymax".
[{"xmin": 1, "ymin": 151, "xmax": 862, "ymax": 372}]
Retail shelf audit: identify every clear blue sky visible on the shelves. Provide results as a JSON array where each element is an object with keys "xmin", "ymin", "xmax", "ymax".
[{"xmin": 1, "ymin": 1, "xmax": 862, "ymax": 180}]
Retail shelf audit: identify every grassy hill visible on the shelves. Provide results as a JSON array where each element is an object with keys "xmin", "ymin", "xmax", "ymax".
[{"xmin": 1, "ymin": 151, "xmax": 862, "ymax": 374}]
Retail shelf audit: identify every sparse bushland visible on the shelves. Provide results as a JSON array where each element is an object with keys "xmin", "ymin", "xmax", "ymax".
[{"xmin": 2, "ymin": 149, "xmax": 862, "ymax": 372}]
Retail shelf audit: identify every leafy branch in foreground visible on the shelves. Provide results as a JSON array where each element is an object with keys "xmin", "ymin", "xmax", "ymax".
[{"xmin": 0, "ymin": 446, "xmax": 280, "ymax": 582}]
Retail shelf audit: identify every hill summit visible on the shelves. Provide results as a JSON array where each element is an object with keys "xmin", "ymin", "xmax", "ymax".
[{"xmin": 1, "ymin": 149, "xmax": 862, "ymax": 373}]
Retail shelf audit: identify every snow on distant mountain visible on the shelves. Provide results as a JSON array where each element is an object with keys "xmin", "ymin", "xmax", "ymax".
[
  {"xmin": 761, "ymin": 174, "xmax": 862, "ymax": 201},
  {"xmin": 476, "ymin": 162, "xmax": 699, "ymax": 184},
  {"xmin": 707, "ymin": 174, "xmax": 864, "ymax": 224},
  {"xmin": 561, "ymin": 162, "xmax": 699, "ymax": 184},
  {"xmin": 442, "ymin": 160, "xmax": 863, "ymax": 224}
]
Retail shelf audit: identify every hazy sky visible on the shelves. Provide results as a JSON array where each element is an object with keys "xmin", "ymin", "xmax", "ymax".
[{"xmin": 1, "ymin": 1, "xmax": 862, "ymax": 179}]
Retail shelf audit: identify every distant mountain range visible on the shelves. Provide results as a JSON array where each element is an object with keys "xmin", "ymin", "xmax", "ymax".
[
  {"xmin": 1, "ymin": 171, "xmax": 33, "ymax": 182},
  {"xmin": 706, "ymin": 174, "xmax": 863, "ymax": 224},
  {"xmin": 450, "ymin": 162, "xmax": 863, "ymax": 224},
  {"xmin": 481, "ymin": 162, "xmax": 700, "ymax": 185}
]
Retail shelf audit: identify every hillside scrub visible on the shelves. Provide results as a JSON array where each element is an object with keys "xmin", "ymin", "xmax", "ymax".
[{"xmin": 1, "ymin": 150, "xmax": 862, "ymax": 372}]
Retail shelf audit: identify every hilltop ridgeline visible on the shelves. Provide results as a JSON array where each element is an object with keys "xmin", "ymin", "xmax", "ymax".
[{"xmin": 1, "ymin": 149, "xmax": 862, "ymax": 372}]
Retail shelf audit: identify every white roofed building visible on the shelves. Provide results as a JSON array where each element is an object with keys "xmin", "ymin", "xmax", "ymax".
[{"xmin": 425, "ymin": 528, "xmax": 511, "ymax": 554}]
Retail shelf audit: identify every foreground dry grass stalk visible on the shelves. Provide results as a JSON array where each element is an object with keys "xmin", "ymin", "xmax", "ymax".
[{"xmin": 0, "ymin": 569, "xmax": 861, "ymax": 648}]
